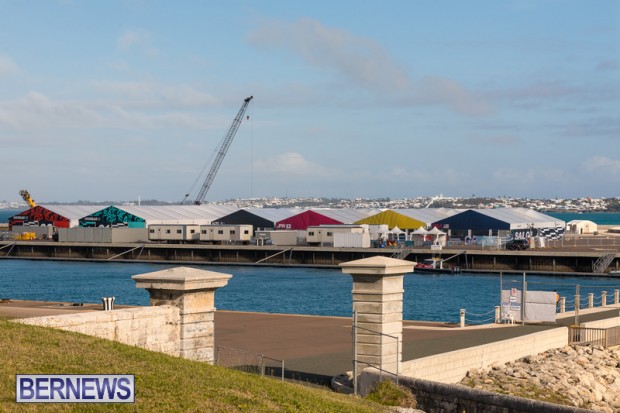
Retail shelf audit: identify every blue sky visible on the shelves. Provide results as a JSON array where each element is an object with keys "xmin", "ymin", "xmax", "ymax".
[{"xmin": 1, "ymin": 1, "xmax": 618, "ymax": 203}]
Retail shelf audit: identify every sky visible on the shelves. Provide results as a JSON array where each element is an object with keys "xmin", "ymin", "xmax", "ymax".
[{"xmin": 0, "ymin": 1, "xmax": 619, "ymax": 203}]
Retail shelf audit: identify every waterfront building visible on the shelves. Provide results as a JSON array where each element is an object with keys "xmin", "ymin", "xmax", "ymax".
[
  {"xmin": 432, "ymin": 208, "xmax": 565, "ymax": 239},
  {"xmin": 213, "ymin": 208, "xmax": 300, "ymax": 231},
  {"xmin": 275, "ymin": 208, "xmax": 379, "ymax": 230}
]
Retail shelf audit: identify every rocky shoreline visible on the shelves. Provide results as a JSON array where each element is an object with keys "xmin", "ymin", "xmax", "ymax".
[{"xmin": 460, "ymin": 344, "xmax": 620, "ymax": 412}]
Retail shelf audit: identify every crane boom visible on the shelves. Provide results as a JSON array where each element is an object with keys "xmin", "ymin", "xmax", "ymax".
[{"xmin": 184, "ymin": 96, "xmax": 253, "ymax": 205}]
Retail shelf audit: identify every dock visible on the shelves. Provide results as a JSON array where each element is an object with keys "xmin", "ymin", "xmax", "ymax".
[{"xmin": 1, "ymin": 240, "xmax": 619, "ymax": 274}]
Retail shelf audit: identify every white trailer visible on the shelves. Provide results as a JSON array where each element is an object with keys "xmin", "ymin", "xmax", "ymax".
[
  {"xmin": 58, "ymin": 228, "xmax": 148, "ymax": 243},
  {"xmin": 148, "ymin": 224, "xmax": 200, "ymax": 243},
  {"xmin": 306, "ymin": 225, "xmax": 368, "ymax": 246},
  {"xmin": 255, "ymin": 230, "xmax": 299, "ymax": 246},
  {"xmin": 333, "ymin": 232, "xmax": 371, "ymax": 248},
  {"xmin": 199, "ymin": 224, "xmax": 253, "ymax": 244}
]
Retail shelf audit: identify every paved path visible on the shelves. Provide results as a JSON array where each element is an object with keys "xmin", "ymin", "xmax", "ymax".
[{"xmin": 2, "ymin": 300, "xmax": 619, "ymax": 383}]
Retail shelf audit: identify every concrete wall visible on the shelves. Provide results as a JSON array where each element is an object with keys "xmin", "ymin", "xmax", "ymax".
[
  {"xmin": 400, "ymin": 327, "xmax": 568, "ymax": 384},
  {"xmin": 582, "ymin": 316, "xmax": 620, "ymax": 329},
  {"xmin": 17, "ymin": 306, "xmax": 181, "ymax": 356},
  {"xmin": 360, "ymin": 371, "xmax": 593, "ymax": 413}
]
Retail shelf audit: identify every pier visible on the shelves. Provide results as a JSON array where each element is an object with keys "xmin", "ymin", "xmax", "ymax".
[{"xmin": 1, "ymin": 240, "xmax": 619, "ymax": 274}]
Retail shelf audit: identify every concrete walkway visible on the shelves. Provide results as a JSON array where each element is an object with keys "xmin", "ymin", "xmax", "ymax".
[{"xmin": 2, "ymin": 300, "xmax": 619, "ymax": 383}]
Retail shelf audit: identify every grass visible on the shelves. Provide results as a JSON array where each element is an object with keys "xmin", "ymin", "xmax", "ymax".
[
  {"xmin": 0, "ymin": 318, "xmax": 387, "ymax": 412},
  {"xmin": 365, "ymin": 380, "xmax": 417, "ymax": 409}
]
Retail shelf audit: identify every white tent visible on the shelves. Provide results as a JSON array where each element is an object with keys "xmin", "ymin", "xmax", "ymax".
[
  {"xmin": 566, "ymin": 220, "xmax": 598, "ymax": 235},
  {"xmin": 427, "ymin": 226, "xmax": 447, "ymax": 246},
  {"xmin": 388, "ymin": 225, "xmax": 406, "ymax": 241},
  {"xmin": 412, "ymin": 226, "xmax": 429, "ymax": 235},
  {"xmin": 410, "ymin": 226, "xmax": 429, "ymax": 245}
]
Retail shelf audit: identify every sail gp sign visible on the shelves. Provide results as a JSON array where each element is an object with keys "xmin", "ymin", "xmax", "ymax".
[{"xmin": 16, "ymin": 375, "xmax": 135, "ymax": 403}]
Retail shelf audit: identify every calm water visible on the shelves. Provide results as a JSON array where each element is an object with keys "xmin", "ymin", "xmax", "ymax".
[
  {"xmin": 1, "ymin": 259, "xmax": 619, "ymax": 324},
  {"xmin": 546, "ymin": 212, "xmax": 620, "ymax": 226}
]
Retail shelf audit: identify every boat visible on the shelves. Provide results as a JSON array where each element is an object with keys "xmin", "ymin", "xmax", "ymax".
[{"xmin": 414, "ymin": 258, "xmax": 461, "ymax": 274}]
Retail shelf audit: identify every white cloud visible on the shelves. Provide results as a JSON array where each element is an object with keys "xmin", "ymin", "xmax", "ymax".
[
  {"xmin": 0, "ymin": 91, "xmax": 208, "ymax": 134},
  {"xmin": 249, "ymin": 18, "xmax": 491, "ymax": 116},
  {"xmin": 250, "ymin": 18, "xmax": 410, "ymax": 94},
  {"xmin": 582, "ymin": 156, "xmax": 620, "ymax": 175},
  {"xmin": 0, "ymin": 55, "xmax": 18, "ymax": 76},
  {"xmin": 467, "ymin": 135, "xmax": 520, "ymax": 145},
  {"xmin": 117, "ymin": 29, "xmax": 159, "ymax": 57},
  {"xmin": 91, "ymin": 81, "xmax": 219, "ymax": 109},
  {"xmin": 413, "ymin": 76, "xmax": 492, "ymax": 116},
  {"xmin": 491, "ymin": 167, "xmax": 574, "ymax": 185},
  {"xmin": 253, "ymin": 152, "xmax": 332, "ymax": 177}
]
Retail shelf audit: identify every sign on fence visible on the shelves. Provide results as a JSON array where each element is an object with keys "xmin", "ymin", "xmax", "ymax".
[{"xmin": 501, "ymin": 290, "xmax": 556, "ymax": 323}]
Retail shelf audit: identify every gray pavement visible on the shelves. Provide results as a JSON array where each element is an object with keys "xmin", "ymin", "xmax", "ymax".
[{"xmin": 2, "ymin": 300, "xmax": 619, "ymax": 384}]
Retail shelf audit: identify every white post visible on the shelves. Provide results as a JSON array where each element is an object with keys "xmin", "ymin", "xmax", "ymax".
[
  {"xmin": 460, "ymin": 309, "xmax": 465, "ymax": 328},
  {"xmin": 494, "ymin": 306, "xmax": 501, "ymax": 323},
  {"xmin": 588, "ymin": 293, "xmax": 594, "ymax": 309},
  {"xmin": 602, "ymin": 291, "xmax": 607, "ymax": 307},
  {"xmin": 132, "ymin": 266, "xmax": 231, "ymax": 363},
  {"xmin": 559, "ymin": 297, "xmax": 566, "ymax": 313},
  {"xmin": 340, "ymin": 256, "xmax": 414, "ymax": 378}
]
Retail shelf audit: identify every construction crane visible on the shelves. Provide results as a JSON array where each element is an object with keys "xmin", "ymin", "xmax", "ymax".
[
  {"xmin": 19, "ymin": 189, "xmax": 37, "ymax": 208},
  {"xmin": 182, "ymin": 96, "xmax": 253, "ymax": 205}
]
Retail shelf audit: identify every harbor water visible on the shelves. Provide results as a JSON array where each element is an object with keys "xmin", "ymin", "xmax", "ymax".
[{"xmin": 1, "ymin": 259, "xmax": 619, "ymax": 324}]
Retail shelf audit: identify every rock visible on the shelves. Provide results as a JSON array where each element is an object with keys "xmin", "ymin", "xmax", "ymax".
[
  {"xmin": 575, "ymin": 355, "xmax": 589, "ymax": 366},
  {"xmin": 459, "ymin": 344, "xmax": 620, "ymax": 412}
]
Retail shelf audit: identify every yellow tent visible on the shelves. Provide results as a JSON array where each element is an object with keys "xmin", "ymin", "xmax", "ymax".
[{"xmin": 354, "ymin": 210, "xmax": 425, "ymax": 230}]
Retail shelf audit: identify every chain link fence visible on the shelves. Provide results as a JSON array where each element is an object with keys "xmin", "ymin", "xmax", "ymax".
[{"xmin": 215, "ymin": 345, "xmax": 284, "ymax": 381}]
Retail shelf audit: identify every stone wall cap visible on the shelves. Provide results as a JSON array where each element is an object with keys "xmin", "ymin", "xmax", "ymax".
[
  {"xmin": 339, "ymin": 256, "xmax": 415, "ymax": 275},
  {"xmin": 132, "ymin": 266, "xmax": 232, "ymax": 291}
]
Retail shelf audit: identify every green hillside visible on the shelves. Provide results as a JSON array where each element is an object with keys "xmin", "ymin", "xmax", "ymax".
[{"xmin": 0, "ymin": 319, "xmax": 385, "ymax": 412}]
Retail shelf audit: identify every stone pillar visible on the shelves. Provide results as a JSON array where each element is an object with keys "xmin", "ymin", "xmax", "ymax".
[
  {"xmin": 602, "ymin": 291, "xmax": 607, "ymax": 307},
  {"xmin": 559, "ymin": 297, "xmax": 566, "ymax": 313},
  {"xmin": 340, "ymin": 256, "xmax": 415, "ymax": 376},
  {"xmin": 588, "ymin": 293, "xmax": 594, "ymax": 309},
  {"xmin": 615, "ymin": 289, "xmax": 619, "ymax": 305},
  {"xmin": 132, "ymin": 266, "xmax": 231, "ymax": 363}
]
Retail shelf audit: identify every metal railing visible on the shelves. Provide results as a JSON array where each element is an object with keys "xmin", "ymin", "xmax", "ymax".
[
  {"xmin": 593, "ymin": 251, "xmax": 617, "ymax": 273},
  {"xmin": 215, "ymin": 345, "xmax": 284, "ymax": 381},
  {"xmin": 568, "ymin": 326, "xmax": 620, "ymax": 348}
]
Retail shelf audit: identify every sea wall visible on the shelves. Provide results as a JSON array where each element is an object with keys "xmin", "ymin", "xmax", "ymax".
[
  {"xmin": 1, "ymin": 240, "xmax": 619, "ymax": 273},
  {"xmin": 360, "ymin": 371, "xmax": 593, "ymax": 413},
  {"xmin": 399, "ymin": 327, "xmax": 568, "ymax": 384},
  {"xmin": 17, "ymin": 306, "xmax": 181, "ymax": 356}
]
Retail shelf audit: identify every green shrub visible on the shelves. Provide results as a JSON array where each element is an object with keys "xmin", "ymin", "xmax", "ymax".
[{"xmin": 365, "ymin": 379, "xmax": 417, "ymax": 408}]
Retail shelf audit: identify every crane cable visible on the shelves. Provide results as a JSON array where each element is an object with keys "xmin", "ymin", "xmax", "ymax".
[
  {"xmin": 250, "ymin": 97, "xmax": 254, "ymax": 199},
  {"xmin": 181, "ymin": 112, "xmax": 231, "ymax": 204}
]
